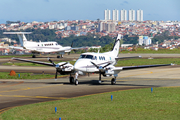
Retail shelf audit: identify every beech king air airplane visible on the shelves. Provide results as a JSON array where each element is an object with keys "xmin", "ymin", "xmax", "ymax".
[
  {"xmin": 12, "ymin": 34, "xmax": 173, "ymax": 85},
  {"xmin": 3, "ymin": 32, "xmax": 72, "ymax": 58}
]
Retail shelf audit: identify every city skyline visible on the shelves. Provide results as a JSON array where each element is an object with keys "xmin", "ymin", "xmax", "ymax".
[{"xmin": 0, "ymin": 0, "xmax": 179, "ymax": 24}]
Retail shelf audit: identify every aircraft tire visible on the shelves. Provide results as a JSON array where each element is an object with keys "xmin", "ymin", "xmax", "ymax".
[
  {"xmin": 69, "ymin": 77, "xmax": 74, "ymax": 84},
  {"xmin": 32, "ymin": 55, "xmax": 36, "ymax": 58},
  {"xmin": 57, "ymin": 56, "xmax": 60, "ymax": 58},
  {"xmin": 74, "ymin": 79, "xmax": 78, "ymax": 85},
  {"xmin": 111, "ymin": 78, "xmax": 116, "ymax": 85}
]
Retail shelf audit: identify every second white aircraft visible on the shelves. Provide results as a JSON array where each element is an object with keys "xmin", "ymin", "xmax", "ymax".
[{"xmin": 4, "ymin": 32, "xmax": 72, "ymax": 58}]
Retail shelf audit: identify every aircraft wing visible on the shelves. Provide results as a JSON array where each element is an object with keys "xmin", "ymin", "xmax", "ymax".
[
  {"xmin": 113, "ymin": 63, "xmax": 173, "ymax": 72},
  {"xmin": 12, "ymin": 58, "xmax": 54, "ymax": 67},
  {"xmin": 115, "ymin": 56, "xmax": 142, "ymax": 60}
]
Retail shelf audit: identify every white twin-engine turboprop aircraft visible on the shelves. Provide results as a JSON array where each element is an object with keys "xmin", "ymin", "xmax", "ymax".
[
  {"xmin": 3, "ymin": 32, "xmax": 72, "ymax": 58},
  {"xmin": 12, "ymin": 34, "xmax": 173, "ymax": 85}
]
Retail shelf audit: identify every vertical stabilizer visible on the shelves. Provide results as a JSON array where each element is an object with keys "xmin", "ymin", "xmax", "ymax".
[
  {"xmin": 17, "ymin": 34, "xmax": 27, "ymax": 47},
  {"xmin": 111, "ymin": 34, "xmax": 122, "ymax": 57}
]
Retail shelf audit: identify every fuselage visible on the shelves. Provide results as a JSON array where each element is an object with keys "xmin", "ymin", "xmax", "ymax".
[
  {"xmin": 24, "ymin": 41, "xmax": 71, "ymax": 53},
  {"xmin": 74, "ymin": 52, "xmax": 116, "ymax": 73}
]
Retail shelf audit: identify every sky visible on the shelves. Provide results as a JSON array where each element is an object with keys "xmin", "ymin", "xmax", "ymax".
[{"xmin": 0, "ymin": 0, "xmax": 180, "ymax": 24}]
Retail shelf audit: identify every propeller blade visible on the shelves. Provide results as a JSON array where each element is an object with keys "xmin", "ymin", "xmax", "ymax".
[
  {"xmin": 55, "ymin": 70, "xmax": 58, "ymax": 79},
  {"xmin": 91, "ymin": 61, "xmax": 99, "ymax": 69},
  {"xmin": 48, "ymin": 58, "xmax": 56, "ymax": 66},
  {"xmin": 103, "ymin": 62, "xmax": 111, "ymax": 68},
  {"xmin": 59, "ymin": 62, "xmax": 68, "ymax": 67}
]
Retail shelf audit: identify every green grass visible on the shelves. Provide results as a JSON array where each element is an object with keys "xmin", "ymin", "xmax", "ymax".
[
  {"xmin": 0, "ymin": 87, "xmax": 180, "ymax": 120},
  {"xmin": 0, "ymin": 55, "xmax": 32, "ymax": 58},
  {"xmin": 0, "ymin": 72, "xmax": 64, "ymax": 79},
  {"xmin": 121, "ymin": 48, "xmax": 180, "ymax": 54},
  {"xmin": 116, "ymin": 58, "xmax": 179, "ymax": 66}
]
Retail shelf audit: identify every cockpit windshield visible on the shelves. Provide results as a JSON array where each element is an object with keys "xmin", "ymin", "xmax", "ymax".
[{"xmin": 79, "ymin": 54, "xmax": 93, "ymax": 59}]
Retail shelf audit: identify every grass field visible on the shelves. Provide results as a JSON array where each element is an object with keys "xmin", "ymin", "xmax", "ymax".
[
  {"xmin": 0, "ymin": 87, "xmax": 180, "ymax": 120},
  {"xmin": 120, "ymin": 48, "xmax": 180, "ymax": 54},
  {"xmin": 0, "ymin": 72, "xmax": 66, "ymax": 79}
]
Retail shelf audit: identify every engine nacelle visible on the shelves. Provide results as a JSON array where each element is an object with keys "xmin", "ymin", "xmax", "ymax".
[
  {"xmin": 57, "ymin": 62, "xmax": 74, "ymax": 72},
  {"xmin": 104, "ymin": 69, "xmax": 114, "ymax": 75},
  {"xmin": 103, "ymin": 65, "xmax": 115, "ymax": 76},
  {"xmin": 78, "ymin": 71, "xmax": 86, "ymax": 75}
]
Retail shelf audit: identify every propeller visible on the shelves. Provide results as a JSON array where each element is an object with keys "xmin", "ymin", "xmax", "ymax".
[
  {"xmin": 91, "ymin": 62, "xmax": 111, "ymax": 71},
  {"xmin": 91, "ymin": 61, "xmax": 112, "ymax": 81},
  {"xmin": 48, "ymin": 58, "xmax": 68, "ymax": 79}
]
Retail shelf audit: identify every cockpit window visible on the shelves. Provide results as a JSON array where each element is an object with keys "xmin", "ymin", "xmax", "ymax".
[
  {"xmin": 79, "ymin": 54, "xmax": 93, "ymax": 59},
  {"xmin": 79, "ymin": 55, "xmax": 86, "ymax": 59}
]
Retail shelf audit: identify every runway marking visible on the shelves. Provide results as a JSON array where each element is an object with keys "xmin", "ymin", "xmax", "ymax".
[
  {"xmin": 0, "ymin": 94, "xmax": 67, "ymax": 100},
  {"xmin": 0, "ymin": 84, "xmax": 63, "ymax": 93}
]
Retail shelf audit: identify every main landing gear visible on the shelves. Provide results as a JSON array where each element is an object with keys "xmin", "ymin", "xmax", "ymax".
[
  {"xmin": 99, "ymin": 73, "xmax": 116, "ymax": 85},
  {"xmin": 57, "ymin": 55, "xmax": 63, "ymax": 58},
  {"xmin": 69, "ymin": 72, "xmax": 79, "ymax": 85},
  {"xmin": 111, "ymin": 78, "xmax": 116, "ymax": 85},
  {"xmin": 69, "ymin": 72, "xmax": 117, "ymax": 85}
]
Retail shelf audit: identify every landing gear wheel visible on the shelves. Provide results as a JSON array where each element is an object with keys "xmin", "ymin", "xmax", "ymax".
[
  {"xmin": 57, "ymin": 55, "xmax": 60, "ymax": 58},
  {"xmin": 111, "ymin": 78, "xmax": 116, "ymax": 85},
  {"xmin": 69, "ymin": 77, "xmax": 74, "ymax": 84},
  {"xmin": 75, "ymin": 79, "xmax": 78, "ymax": 85}
]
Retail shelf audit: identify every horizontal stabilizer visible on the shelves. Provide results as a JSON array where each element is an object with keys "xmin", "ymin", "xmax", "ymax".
[
  {"xmin": 3, "ymin": 32, "xmax": 32, "ymax": 34},
  {"xmin": 9, "ymin": 46, "xmax": 24, "ymax": 50}
]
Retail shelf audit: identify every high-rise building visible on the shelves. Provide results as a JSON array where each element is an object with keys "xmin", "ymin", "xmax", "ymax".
[
  {"xmin": 129, "ymin": 9, "xmax": 135, "ymax": 21},
  {"xmin": 104, "ymin": 9, "xmax": 111, "ymax": 20},
  {"xmin": 98, "ymin": 22, "xmax": 115, "ymax": 33},
  {"xmin": 112, "ymin": 9, "xmax": 119, "ymax": 21},
  {"xmin": 137, "ymin": 9, "xmax": 143, "ymax": 21},
  {"xmin": 120, "ymin": 9, "xmax": 127, "ymax": 21}
]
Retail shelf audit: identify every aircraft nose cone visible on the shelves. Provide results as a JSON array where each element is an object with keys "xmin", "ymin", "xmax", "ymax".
[{"xmin": 74, "ymin": 59, "xmax": 87, "ymax": 71}]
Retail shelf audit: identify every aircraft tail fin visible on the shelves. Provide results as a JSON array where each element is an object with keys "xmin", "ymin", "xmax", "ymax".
[
  {"xmin": 3, "ymin": 32, "xmax": 32, "ymax": 47},
  {"xmin": 111, "ymin": 34, "xmax": 122, "ymax": 57}
]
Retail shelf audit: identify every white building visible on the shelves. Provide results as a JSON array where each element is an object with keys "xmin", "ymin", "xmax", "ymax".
[
  {"xmin": 137, "ymin": 9, "xmax": 143, "ymax": 21},
  {"xmin": 129, "ymin": 9, "xmax": 135, "ymax": 21},
  {"xmin": 112, "ymin": 9, "xmax": 119, "ymax": 21},
  {"xmin": 104, "ymin": 9, "xmax": 111, "ymax": 20},
  {"xmin": 139, "ymin": 36, "xmax": 152, "ymax": 46},
  {"xmin": 120, "ymin": 9, "xmax": 127, "ymax": 21}
]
